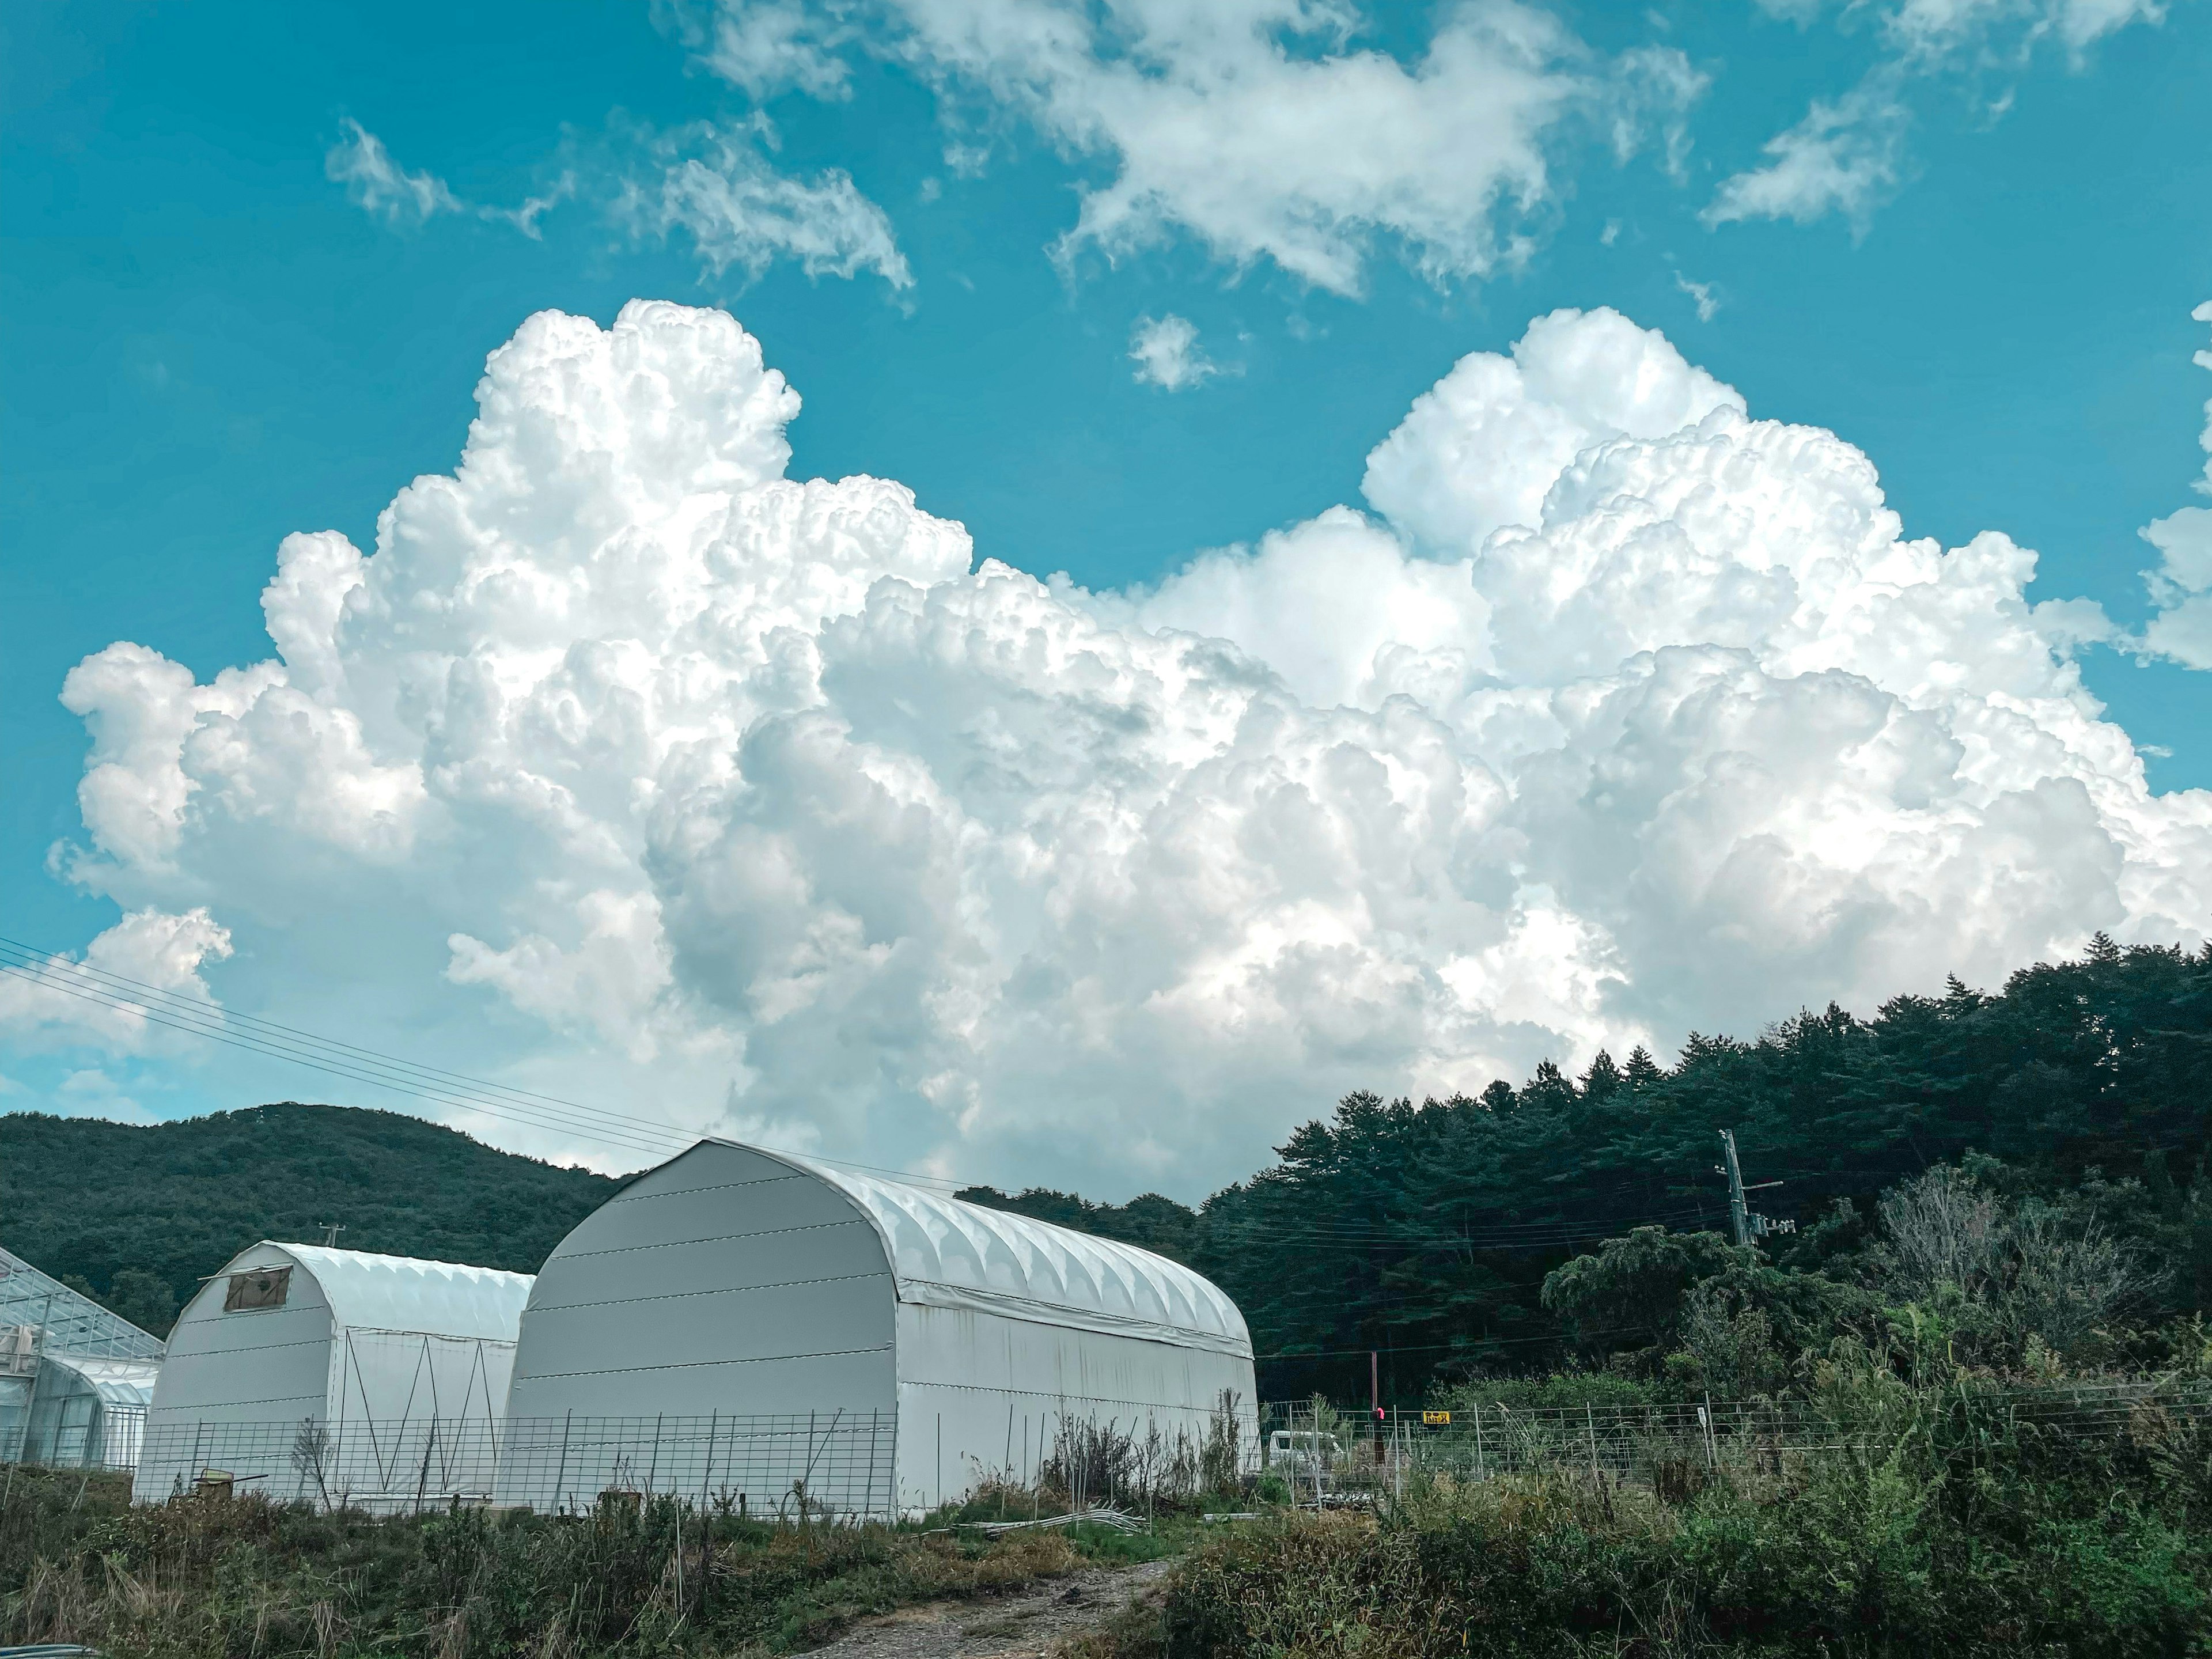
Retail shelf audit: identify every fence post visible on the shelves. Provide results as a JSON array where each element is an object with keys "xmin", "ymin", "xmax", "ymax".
[
  {"xmin": 554, "ymin": 1409, "xmax": 573, "ymax": 1514},
  {"xmin": 702, "ymin": 1411, "xmax": 717, "ymax": 1510},
  {"xmin": 867, "ymin": 1408, "xmax": 880, "ymax": 1522},
  {"xmin": 1472, "ymin": 1405, "xmax": 1486, "ymax": 1483},
  {"xmin": 1586, "ymin": 1403, "xmax": 1601, "ymax": 1482}
]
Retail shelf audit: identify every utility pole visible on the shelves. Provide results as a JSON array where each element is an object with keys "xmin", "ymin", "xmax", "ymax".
[
  {"xmin": 1715, "ymin": 1131, "xmax": 1795, "ymax": 1247},
  {"xmin": 318, "ymin": 1223, "xmax": 346, "ymax": 1249},
  {"xmin": 1717, "ymin": 1130, "xmax": 1750, "ymax": 1246}
]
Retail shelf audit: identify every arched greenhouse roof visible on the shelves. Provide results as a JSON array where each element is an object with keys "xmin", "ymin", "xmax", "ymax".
[
  {"xmin": 46, "ymin": 1353, "xmax": 161, "ymax": 1408},
  {"xmin": 707, "ymin": 1141, "xmax": 1252, "ymax": 1358},
  {"xmin": 230, "ymin": 1244, "xmax": 532, "ymax": 1341}
]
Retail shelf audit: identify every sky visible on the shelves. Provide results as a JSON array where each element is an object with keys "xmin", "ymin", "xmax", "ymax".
[{"xmin": 3, "ymin": 0, "xmax": 2211, "ymax": 1197}]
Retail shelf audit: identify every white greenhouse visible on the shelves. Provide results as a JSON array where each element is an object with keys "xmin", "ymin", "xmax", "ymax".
[
  {"xmin": 495, "ymin": 1139, "xmax": 1257, "ymax": 1516},
  {"xmin": 134, "ymin": 1243, "xmax": 532, "ymax": 1508}
]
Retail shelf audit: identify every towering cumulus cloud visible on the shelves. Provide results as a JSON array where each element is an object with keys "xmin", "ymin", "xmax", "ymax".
[{"xmin": 51, "ymin": 301, "xmax": 2212, "ymax": 1184}]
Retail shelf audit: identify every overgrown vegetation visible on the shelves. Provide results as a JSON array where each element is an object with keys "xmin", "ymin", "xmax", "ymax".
[
  {"xmin": 1080, "ymin": 1168, "xmax": 2212, "ymax": 1658},
  {"xmin": 9, "ymin": 937, "xmax": 2212, "ymax": 1651},
  {"xmin": 0, "ymin": 1467, "xmax": 1101, "ymax": 1657},
  {"xmin": 1107, "ymin": 1403, "xmax": 2212, "ymax": 1658}
]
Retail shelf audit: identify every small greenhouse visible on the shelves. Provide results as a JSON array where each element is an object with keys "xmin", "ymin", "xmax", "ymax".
[
  {"xmin": 497, "ymin": 1139, "xmax": 1257, "ymax": 1516},
  {"xmin": 134, "ymin": 1243, "xmax": 532, "ymax": 1507},
  {"xmin": 0, "ymin": 1243, "xmax": 165, "ymax": 1471}
]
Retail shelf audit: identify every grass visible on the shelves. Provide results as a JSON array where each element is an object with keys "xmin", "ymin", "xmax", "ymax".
[{"xmin": 0, "ymin": 1465, "xmax": 1133, "ymax": 1658}]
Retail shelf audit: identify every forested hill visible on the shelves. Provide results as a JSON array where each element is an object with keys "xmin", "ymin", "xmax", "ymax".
[
  {"xmin": 0, "ymin": 1104, "xmax": 622, "ymax": 1335},
  {"xmin": 957, "ymin": 941, "xmax": 2212, "ymax": 1399},
  {"xmin": 11, "ymin": 937, "xmax": 2209, "ymax": 1385},
  {"xmin": 1192, "ymin": 935, "xmax": 2212, "ymax": 1399}
]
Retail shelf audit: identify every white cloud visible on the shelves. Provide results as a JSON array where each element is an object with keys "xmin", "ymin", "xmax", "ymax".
[
  {"xmin": 327, "ymin": 120, "xmax": 465, "ymax": 226},
  {"xmin": 2139, "ymin": 300, "xmax": 2212, "ymax": 669},
  {"xmin": 699, "ymin": 0, "xmax": 858, "ymax": 99},
  {"xmin": 1360, "ymin": 305, "xmax": 1745, "ymax": 556},
  {"xmin": 1705, "ymin": 79, "xmax": 1912, "ymax": 230},
  {"xmin": 691, "ymin": 1, "xmax": 1703, "ymax": 296},
  {"xmin": 327, "ymin": 120, "xmax": 574, "ymax": 240},
  {"xmin": 1128, "ymin": 314, "xmax": 1219, "ymax": 390},
  {"xmin": 621, "ymin": 121, "xmax": 913, "ymax": 290},
  {"xmin": 326, "ymin": 116, "xmax": 899, "ymax": 286},
  {"xmin": 37, "ymin": 299, "xmax": 2212, "ymax": 1192},
  {"xmin": 1673, "ymin": 272, "xmax": 1720, "ymax": 321},
  {"xmin": 1881, "ymin": 0, "xmax": 2166, "ymax": 60},
  {"xmin": 1711, "ymin": 1, "xmax": 2171, "ymax": 228},
  {"xmin": 0, "ymin": 909, "xmax": 232, "ymax": 1053},
  {"xmin": 52, "ymin": 1069, "xmax": 158, "ymax": 1127}
]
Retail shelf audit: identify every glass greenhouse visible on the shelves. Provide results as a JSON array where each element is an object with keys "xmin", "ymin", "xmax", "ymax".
[{"xmin": 0, "ymin": 1243, "xmax": 165, "ymax": 1471}]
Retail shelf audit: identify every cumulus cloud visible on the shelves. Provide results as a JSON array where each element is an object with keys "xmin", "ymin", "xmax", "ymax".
[
  {"xmin": 1128, "ymin": 314, "xmax": 1219, "ymax": 391},
  {"xmin": 2139, "ymin": 300, "xmax": 2212, "ymax": 669},
  {"xmin": 0, "ymin": 909, "xmax": 231, "ymax": 1052},
  {"xmin": 1711, "ymin": 1, "xmax": 2169, "ymax": 228},
  {"xmin": 39, "ymin": 299, "xmax": 2212, "ymax": 1191},
  {"xmin": 620, "ymin": 121, "xmax": 913, "ymax": 290},
  {"xmin": 689, "ymin": 0, "xmax": 1702, "ymax": 296}
]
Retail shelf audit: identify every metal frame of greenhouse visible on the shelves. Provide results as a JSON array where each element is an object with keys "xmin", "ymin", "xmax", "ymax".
[{"xmin": 0, "ymin": 1242, "xmax": 165, "ymax": 1471}]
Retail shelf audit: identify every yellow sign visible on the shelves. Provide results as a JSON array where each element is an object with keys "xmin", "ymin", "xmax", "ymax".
[{"xmin": 1422, "ymin": 1410, "xmax": 1452, "ymax": 1425}]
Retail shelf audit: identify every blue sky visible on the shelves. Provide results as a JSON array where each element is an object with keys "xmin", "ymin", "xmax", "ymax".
[{"xmin": 4, "ymin": 0, "xmax": 2210, "ymax": 1189}]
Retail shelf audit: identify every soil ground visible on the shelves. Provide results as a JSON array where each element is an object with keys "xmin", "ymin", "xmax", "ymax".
[{"xmin": 801, "ymin": 1555, "xmax": 1171, "ymax": 1659}]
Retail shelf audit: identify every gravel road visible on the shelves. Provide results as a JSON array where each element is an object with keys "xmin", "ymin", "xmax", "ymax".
[{"xmin": 797, "ymin": 1556, "xmax": 1172, "ymax": 1659}]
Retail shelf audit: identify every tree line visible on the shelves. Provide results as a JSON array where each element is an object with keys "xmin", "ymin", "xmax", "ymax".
[{"xmin": 965, "ymin": 934, "xmax": 2212, "ymax": 1399}]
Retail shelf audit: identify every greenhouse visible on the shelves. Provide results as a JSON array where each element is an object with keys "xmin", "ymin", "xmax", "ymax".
[
  {"xmin": 0, "ymin": 1243, "xmax": 165, "ymax": 1471},
  {"xmin": 496, "ymin": 1139, "xmax": 1256, "ymax": 1516},
  {"xmin": 133, "ymin": 1243, "xmax": 532, "ymax": 1507}
]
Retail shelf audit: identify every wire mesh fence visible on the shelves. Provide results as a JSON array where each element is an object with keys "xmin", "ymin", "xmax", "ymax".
[
  {"xmin": 127, "ymin": 1411, "xmax": 900, "ymax": 1518},
  {"xmin": 42, "ymin": 1381, "xmax": 2209, "ymax": 1516},
  {"xmin": 1259, "ymin": 1378, "xmax": 2212, "ymax": 1499}
]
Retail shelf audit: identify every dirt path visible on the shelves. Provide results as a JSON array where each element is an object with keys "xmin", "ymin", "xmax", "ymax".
[{"xmin": 800, "ymin": 1557, "xmax": 1171, "ymax": 1659}]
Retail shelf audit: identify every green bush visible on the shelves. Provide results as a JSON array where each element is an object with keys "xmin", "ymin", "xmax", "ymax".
[{"xmin": 1100, "ymin": 1368, "xmax": 2212, "ymax": 1659}]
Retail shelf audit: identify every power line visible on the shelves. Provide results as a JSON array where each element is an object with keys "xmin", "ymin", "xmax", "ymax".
[
  {"xmin": 0, "ymin": 938, "xmax": 691, "ymax": 1154},
  {"xmin": 1204, "ymin": 1205, "xmax": 1722, "ymax": 1250},
  {"xmin": 0, "ymin": 933, "xmax": 971, "ymax": 1189},
  {"xmin": 0, "ymin": 956, "xmax": 685, "ymax": 1160},
  {"xmin": 1252, "ymin": 1325, "xmax": 1654, "ymax": 1362},
  {"xmin": 0, "ymin": 933, "xmax": 1742, "ymax": 1246},
  {"xmin": 0, "ymin": 935, "xmax": 1843, "ymax": 1255}
]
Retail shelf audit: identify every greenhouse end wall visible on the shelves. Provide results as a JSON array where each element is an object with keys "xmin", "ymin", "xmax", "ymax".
[{"xmin": 135, "ymin": 1243, "xmax": 528, "ymax": 1506}]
